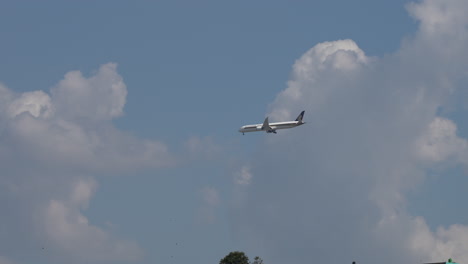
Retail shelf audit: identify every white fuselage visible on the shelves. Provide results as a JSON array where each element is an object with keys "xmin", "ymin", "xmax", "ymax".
[{"xmin": 239, "ymin": 121, "xmax": 303, "ymax": 133}]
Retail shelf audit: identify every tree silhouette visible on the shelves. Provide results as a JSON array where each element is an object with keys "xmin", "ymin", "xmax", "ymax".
[
  {"xmin": 252, "ymin": 256, "xmax": 264, "ymax": 264},
  {"xmin": 219, "ymin": 252, "xmax": 264, "ymax": 264},
  {"xmin": 219, "ymin": 251, "xmax": 249, "ymax": 264}
]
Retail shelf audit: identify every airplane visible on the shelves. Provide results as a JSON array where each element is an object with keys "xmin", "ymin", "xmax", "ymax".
[
  {"xmin": 239, "ymin": 111, "xmax": 305, "ymax": 135},
  {"xmin": 423, "ymin": 259, "xmax": 457, "ymax": 264}
]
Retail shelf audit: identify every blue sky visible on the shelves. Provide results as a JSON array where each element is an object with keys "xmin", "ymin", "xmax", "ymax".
[{"xmin": 1, "ymin": 1, "xmax": 468, "ymax": 264}]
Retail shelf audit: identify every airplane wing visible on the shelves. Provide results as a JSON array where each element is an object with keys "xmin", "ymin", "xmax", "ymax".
[{"xmin": 261, "ymin": 117, "xmax": 272, "ymax": 131}]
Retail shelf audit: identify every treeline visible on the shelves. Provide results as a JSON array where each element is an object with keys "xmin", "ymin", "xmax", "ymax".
[{"xmin": 219, "ymin": 251, "xmax": 264, "ymax": 264}]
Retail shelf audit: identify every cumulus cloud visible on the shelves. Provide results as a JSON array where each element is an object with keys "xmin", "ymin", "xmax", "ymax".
[
  {"xmin": 234, "ymin": 1, "xmax": 468, "ymax": 264},
  {"xmin": 269, "ymin": 39, "xmax": 371, "ymax": 122},
  {"xmin": 1, "ymin": 65, "xmax": 173, "ymax": 173},
  {"xmin": 51, "ymin": 63, "xmax": 127, "ymax": 121},
  {"xmin": 407, "ymin": 0, "xmax": 468, "ymax": 37},
  {"xmin": 0, "ymin": 63, "xmax": 171, "ymax": 263},
  {"xmin": 410, "ymin": 217, "xmax": 468, "ymax": 263},
  {"xmin": 8, "ymin": 90, "xmax": 54, "ymax": 118},
  {"xmin": 42, "ymin": 179, "xmax": 142, "ymax": 263},
  {"xmin": 415, "ymin": 117, "xmax": 468, "ymax": 163}
]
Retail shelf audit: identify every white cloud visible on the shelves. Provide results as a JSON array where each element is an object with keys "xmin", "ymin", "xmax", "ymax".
[
  {"xmin": 407, "ymin": 0, "xmax": 468, "ymax": 37},
  {"xmin": 269, "ymin": 39, "xmax": 371, "ymax": 121},
  {"xmin": 51, "ymin": 63, "xmax": 127, "ymax": 121},
  {"xmin": 415, "ymin": 117, "xmax": 468, "ymax": 163},
  {"xmin": 2, "ymin": 64, "xmax": 173, "ymax": 172},
  {"xmin": 42, "ymin": 179, "xmax": 142, "ymax": 263},
  {"xmin": 8, "ymin": 90, "xmax": 54, "ymax": 118},
  {"xmin": 0, "ymin": 63, "xmax": 172, "ymax": 263},
  {"xmin": 234, "ymin": 166, "xmax": 252, "ymax": 185},
  {"xmin": 234, "ymin": 1, "xmax": 468, "ymax": 264},
  {"xmin": 409, "ymin": 217, "xmax": 468, "ymax": 263}
]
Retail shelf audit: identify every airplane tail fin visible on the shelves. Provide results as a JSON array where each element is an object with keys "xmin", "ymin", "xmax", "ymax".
[{"xmin": 295, "ymin": 111, "xmax": 305, "ymax": 123}]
